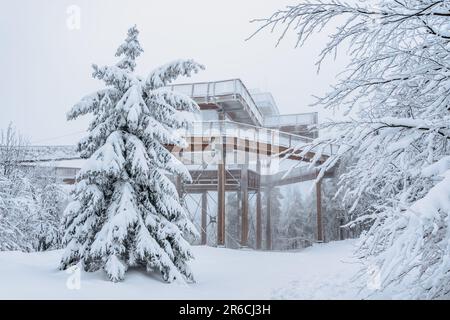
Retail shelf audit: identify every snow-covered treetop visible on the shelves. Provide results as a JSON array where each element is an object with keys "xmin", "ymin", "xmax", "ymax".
[
  {"xmin": 115, "ymin": 25, "xmax": 144, "ymax": 72},
  {"xmin": 67, "ymin": 26, "xmax": 205, "ymax": 160}
]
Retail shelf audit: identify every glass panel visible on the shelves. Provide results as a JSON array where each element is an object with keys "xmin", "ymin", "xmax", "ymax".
[
  {"xmin": 214, "ymin": 80, "xmax": 235, "ymax": 95},
  {"xmin": 192, "ymin": 83, "xmax": 208, "ymax": 97},
  {"xmin": 264, "ymin": 113, "xmax": 318, "ymax": 127}
]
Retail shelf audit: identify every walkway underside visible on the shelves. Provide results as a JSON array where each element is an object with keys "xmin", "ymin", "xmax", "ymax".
[{"xmin": 167, "ymin": 136, "xmax": 329, "ymax": 163}]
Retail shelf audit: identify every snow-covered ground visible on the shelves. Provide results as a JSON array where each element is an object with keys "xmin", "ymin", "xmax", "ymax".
[{"xmin": 0, "ymin": 240, "xmax": 363, "ymax": 300}]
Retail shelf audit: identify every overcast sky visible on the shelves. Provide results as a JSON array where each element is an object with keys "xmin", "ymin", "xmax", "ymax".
[{"xmin": 0, "ymin": 0, "xmax": 348, "ymax": 145}]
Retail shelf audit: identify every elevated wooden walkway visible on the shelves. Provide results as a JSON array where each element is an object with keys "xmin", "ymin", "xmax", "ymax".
[{"xmin": 14, "ymin": 78, "xmax": 338, "ymax": 250}]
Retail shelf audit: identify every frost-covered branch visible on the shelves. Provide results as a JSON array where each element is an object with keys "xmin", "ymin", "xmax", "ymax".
[
  {"xmin": 254, "ymin": 0, "xmax": 450, "ymax": 299},
  {"xmin": 0, "ymin": 123, "xmax": 28, "ymax": 177}
]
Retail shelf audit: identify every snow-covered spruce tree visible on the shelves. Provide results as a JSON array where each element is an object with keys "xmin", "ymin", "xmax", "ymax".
[
  {"xmin": 36, "ymin": 181, "xmax": 67, "ymax": 251},
  {"xmin": 321, "ymin": 164, "xmax": 351, "ymax": 242},
  {"xmin": 60, "ymin": 26, "xmax": 204, "ymax": 282},
  {"xmin": 253, "ymin": 1, "xmax": 450, "ymax": 298},
  {"xmin": 274, "ymin": 187, "xmax": 309, "ymax": 250},
  {"xmin": 263, "ymin": 187, "xmax": 283, "ymax": 249},
  {"xmin": 225, "ymin": 193, "xmax": 241, "ymax": 249}
]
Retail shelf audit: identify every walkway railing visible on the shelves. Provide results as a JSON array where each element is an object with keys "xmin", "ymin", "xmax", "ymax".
[
  {"xmin": 264, "ymin": 112, "xmax": 318, "ymax": 128},
  {"xmin": 183, "ymin": 121, "xmax": 335, "ymax": 156}
]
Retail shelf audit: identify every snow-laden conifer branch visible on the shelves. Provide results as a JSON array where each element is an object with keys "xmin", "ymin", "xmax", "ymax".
[{"xmin": 146, "ymin": 59, "xmax": 205, "ymax": 90}]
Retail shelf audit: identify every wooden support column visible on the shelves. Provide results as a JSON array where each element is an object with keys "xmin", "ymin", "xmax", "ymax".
[
  {"xmin": 237, "ymin": 190, "xmax": 242, "ymax": 239},
  {"xmin": 256, "ymin": 190, "xmax": 262, "ymax": 250},
  {"xmin": 217, "ymin": 111, "xmax": 226, "ymax": 247},
  {"xmin": 316, "ymin": 178, "xmax": 324, "ymax": 243},
  {"xmin": 217, "ymin": 164, "xmax": 226, "ymax": 246},
  {"xmin": 201, "ymin": 192, "xmax": 208, "ymax": 245},
  {"xmin": 240, "ymin": 166, "xmax": 249, "ymax": 247},
  {"xmin": 266, "ymin": 187, "xmax": 272, "ymax": 250},
  {"xmin": 256, "ymin": 155, "xmax": 262, "ymax": 250}
]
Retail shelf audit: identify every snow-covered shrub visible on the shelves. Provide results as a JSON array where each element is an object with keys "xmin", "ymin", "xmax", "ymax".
[
  {"xmin": 253, "ymin": 0, "xmax": 450, "ymax": 298},
  {"xmin": 0, "ymin": 124, "xmax": 68, "ymax": 252},
  {"xmin": 0, "ymin": 124, "xmax": 37, "ymax": 251},
  {"xmin": 0, "ymin": 171, "xmax": 37, "ymax": 251},
  {"xmin": 60, "ymin": 26, "xmax": 204, "ymax": 282}
]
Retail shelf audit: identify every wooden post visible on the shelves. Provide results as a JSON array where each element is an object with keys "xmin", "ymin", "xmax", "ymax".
[
  {"xmin": 217, "ymin": 165, "xmax": 226, "ymax": 246},
  {"xmin": 237, "ymin": 190, "xmax": 242, "ymax": 241},
  {"xmin": 217, "ymin": 112, "xmax": 226, "ymax": 247},
  {"xmin": 256, "ymin": 190, "xmax": 262, "ymax": 250},
  {"xmin": 201, "ymin": 192, "xmax": 208, "ymax": 245},
  {"xmin": 240, "ymin": 166, "xmax": 249, "ymax": 247},
  {"xmin": 266, "ymin": 187, "xmax": 272, "ymax": 250},
  {"xmin": 256, "ymin": 156, "xmax": 262, "ymax": 250},
  {"xmin": 316, "ymin": 178, "xmax": 324, "ymax": 243}
]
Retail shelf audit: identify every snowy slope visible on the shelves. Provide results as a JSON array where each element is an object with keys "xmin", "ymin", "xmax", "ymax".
[{"xmin": 0, "ymin": 240, "xmax": 361, "ymax": 300}]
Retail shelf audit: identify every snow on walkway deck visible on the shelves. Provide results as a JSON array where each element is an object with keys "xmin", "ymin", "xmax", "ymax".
[{"xmin": 0, "ymin": 240, "xmax": 361, "ymax": 300}]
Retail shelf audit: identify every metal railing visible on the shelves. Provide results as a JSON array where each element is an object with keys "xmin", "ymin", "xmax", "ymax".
[
  {"xmin": 181, "ymin": 121, "xmax": 336, "ymax": 156},
  {"xmin": 251, "ymin": 92, "xmax": 280, "ymax": 116},
  {"xmin": 264, "ymin": 112, "xmax": 318, "ymax": 128}
]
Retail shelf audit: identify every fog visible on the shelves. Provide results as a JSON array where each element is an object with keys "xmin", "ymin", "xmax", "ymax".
[{"xmin": 0, "ymin": 0, "xmax": 349, "ymax": 145}]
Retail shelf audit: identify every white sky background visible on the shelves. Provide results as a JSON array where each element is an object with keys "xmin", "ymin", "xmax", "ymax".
[{"xmin": 0, "ymin": 0, "xmax": 349, "ymax": 145}]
